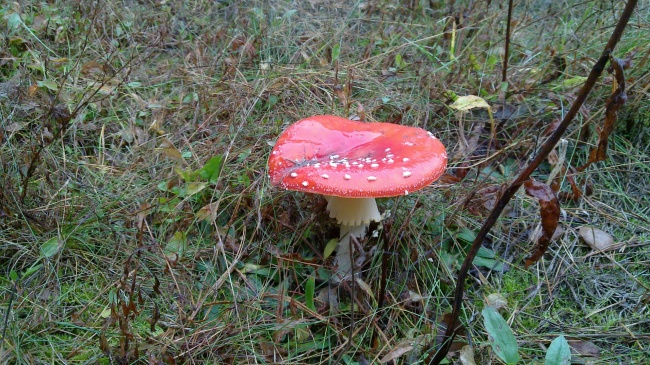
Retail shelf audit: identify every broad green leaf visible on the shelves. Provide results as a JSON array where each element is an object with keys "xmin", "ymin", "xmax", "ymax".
[
  {"xmin": 7, "ymin": 13, "xmax": 22, "ymax": 30},
  {"xmin": 450, "ymin": 95, "xmax": 491, "ymax": 112},
  {"xmin": 323, "ymin": 238, "xmax": 338, "ymax": 260},
  {"xmin": 10, "ymin": 270, "xmax": 18, "ymax": 282},
  {"xmin": 199, "ymin": 155, "xmax": 224, "ymax": 183},
  {"xmin": 482, "ymin": 306, "xmax": 520, "ymax": 364},
  {"xmin": 305, "ymin": 275, "xmax": 315, "ymax": 311},
  {"xmin": 41, "ymin": 236, "xmax": 62, "ymax": 258},
  {"xmin": 473, "ymin": 256, "xmax": 504, "ymax": 271},
  {"xmin": 457, "ymin": 228, "xmax": 476, "ymax": 244},
  {"xmin": 545, "ymin": 335, "xmax": 571, "ymax": 365}
]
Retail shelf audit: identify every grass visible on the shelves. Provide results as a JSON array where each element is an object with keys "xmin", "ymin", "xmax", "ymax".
[{"xmin": 1, "ymin": 0, "xmax": 649, "ymax": 364}]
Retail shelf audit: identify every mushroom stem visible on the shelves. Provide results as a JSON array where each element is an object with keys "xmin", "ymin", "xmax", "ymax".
[{"xmin": 326, "ymin": 196, "xmax": 381, "ymax": 281}]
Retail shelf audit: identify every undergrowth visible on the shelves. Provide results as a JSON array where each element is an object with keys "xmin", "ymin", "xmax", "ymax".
[{"xmin": 1, "ymin": 0, "xmax": 649, "ymax": 364}]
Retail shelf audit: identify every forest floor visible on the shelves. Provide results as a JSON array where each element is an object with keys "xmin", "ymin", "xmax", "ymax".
[{"xmin": 1, "ymin": 0, "xmax": 649, "ymax": 364}]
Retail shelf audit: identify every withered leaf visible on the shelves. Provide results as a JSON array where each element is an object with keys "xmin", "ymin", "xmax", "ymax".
[
  {"xmin": 524, "ymin": 180, "xmax": 560, "ymax": 267},
  {"xmin": 568, "ymin": 339, "xmax": 601, "ymax": 357},
  {"xmin": 578, "ymin": 55, "xmax": 627, "ymax": 171},
  {"xmin": 150, "ymin": 302, "xmax": 160, "ymax": 332},
  {"xmin": 578, "ymin": 226, "xmax": 615, "ymax": 251},
  {"xmin": 99, "ymin": 332, "xmax": 110, "ymax": 355}
]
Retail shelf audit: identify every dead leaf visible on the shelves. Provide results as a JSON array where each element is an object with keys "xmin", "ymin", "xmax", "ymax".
[
  {"xmin": 577, "ymin": 55, "xmax": 628, "ymax": 171},
  {"xmin": 449, "ymin": 95, "xmax": 490, "ymax": 111},
  {"xmin": 159, "ymin": 138, "xmax": 184, "ymax": 162},
  {"xmin": 459, "ymin": 345, "xmax": 476, "ymax": 365},
  {"xmin": 524, "ymin": 180, "xmax": 560, "ymax": 267},
  {"xmin": 380, "ymin": 339, "xmax": 414, "ymax": 363},
  {"xmin": 486, "ymin": 293, "xmax": 507, "ymax": 310},
  {"xmin": 578, "ymin": 226, "xmax": 615, "ymax": 251},
  {"xmin": 135, "ymin": 202, "xmax": 152, "ymax": 230},
  {"xmin": 568, "ymin": 339, "xmax": 601, "ymax": 357}
]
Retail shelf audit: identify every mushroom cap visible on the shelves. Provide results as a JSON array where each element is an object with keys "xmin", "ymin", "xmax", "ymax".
[{"xmin": 268, "ymin": 115, "xmax": 447, "ymax": 198}]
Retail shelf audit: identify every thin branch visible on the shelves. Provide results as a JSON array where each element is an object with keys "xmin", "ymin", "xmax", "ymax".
[{"xmin": 502, "ymin": 0, "xmax": 514, "ymax": 83}]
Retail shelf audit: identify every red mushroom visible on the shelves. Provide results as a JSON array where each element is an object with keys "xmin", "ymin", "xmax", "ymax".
[{"xmin": 268, "ymin": 115, "xmax": 447, "ymax": 280}]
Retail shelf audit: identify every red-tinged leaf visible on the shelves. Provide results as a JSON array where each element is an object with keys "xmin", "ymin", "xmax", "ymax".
[
  {"xmin": 439, "ymin": 173, "xmax": 462, "ymax": 184},
  {"xmin": 524, "ymin": 180, "xmax": 560, "ymax": 267},
  {"xmin": 577, "ymin": 55, "xmax": 627, "ymax": 172},
  {"xmin": 99, "ymin": 332, "xmax": 110, "ymax": 355}
]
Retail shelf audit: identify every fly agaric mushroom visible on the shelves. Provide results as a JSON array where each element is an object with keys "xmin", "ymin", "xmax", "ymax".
[{"xmin": 268, "ymin": 115, "xmax": 447, "ymax": 280}]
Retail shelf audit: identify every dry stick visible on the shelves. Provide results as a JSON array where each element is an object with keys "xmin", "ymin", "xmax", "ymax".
[
  {"xmin": 502, "ymin": 0, "xmax": 514, "ymax": 83},
  {"xmin": 427, "ymin": 0, "xmax": 638, "ymax": 363}
]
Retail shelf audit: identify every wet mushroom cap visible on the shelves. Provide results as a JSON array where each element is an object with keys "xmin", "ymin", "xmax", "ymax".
[{"xmin": 268, "ymin": 115, "xmax": 447, "ymax": 197}]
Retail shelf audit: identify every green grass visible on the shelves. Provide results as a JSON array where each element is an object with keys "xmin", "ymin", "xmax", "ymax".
[{"xmin": 1, "ymin": 0, "xmax": 650, "ymax": 364}]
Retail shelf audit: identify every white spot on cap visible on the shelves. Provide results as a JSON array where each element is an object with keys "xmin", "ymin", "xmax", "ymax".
[
  {"xmin": 385, "ymin": 148, "xmax": 391, "ymax": 152},
  {"xmin": 329, "ymin": 162, "xmax": 338, "ymax": 167},
  {"xmin": 358, "ymin": 164, "xmax": 364, "ymax": 168},
  {"xmin": 330, "ymin": 154, "xmax": 339, "ymax": 159},
  {"xmin": 290, "ymin": 172, "xmax": 298, "ymax": 178},
  {"xmin": 386, "ymin": 154, "xmax": 394, "ymax": 158},
  {"xmin": 404, "ymin": 142, "xmax": 414, "ymax": 146},
  {"xmin": 302, "ymin": 181, "xmax": 309, "ymax": 186},
  {"xmin": 403, "ymin": 158, "xmax": 410, "ymax": 162},
  {"xmin": 405, "ymin": 190, "xmax": 409, "ymax": 195},
  {"xmin": 344, "ymin": 174, "xmax": 351, "ymax": 180},
  {"xmin": 403, "ymin": 171, "xmax": 412, "ymax": 177},
  {"xmin": 371, "ymin": 163, "xmax": 379, "ymax": 168},
  {"xmin": 387, "ymin": 159, "xmax": 394, "ymax": 164},
  {"xmin": 314, "ymin": 163, "xmax": 321, "ymax": 168},
  {"xmin": 321, "ymin": 174, "xmax": 329, "ymax": 179},
  {"xmin": 367, "ymin": 176, "xmax": 377, "ymax": 181}
]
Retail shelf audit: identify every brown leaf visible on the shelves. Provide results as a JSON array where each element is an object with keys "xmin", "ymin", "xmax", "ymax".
[
  {"xmin": 99, "ymin": 333, "xmax": 110, "ymax": 355},
  {"xmin": 568, "ymin": 339, "xmax": 601, "ymax": 357},
  {"xmin": 578, "ymin": 226, "xmax": 615, "ymax": 251},
  {"xmin": 150, "ymin": 302, "xmax": 160, "ymax": 332},
  {"xmin": 459, "ymin": 345, "xmax": 476, "ymax": 365},
  {"xmin": 524, "ymin": 180, "xmax": 560, "ymax": 267},
  {"xmin": 159, "ymin": 138, "xmax": 183, "ymax": 162},
  {"xmin": 577, "ymin": 55, "xmax": 628, "ymax": 171}
]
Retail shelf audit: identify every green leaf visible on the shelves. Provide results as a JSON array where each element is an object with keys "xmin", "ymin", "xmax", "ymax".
[
  {"xmin": 473, "ymin": 256, "xmax": 504, "ymax": 271},
  {"xmin": 305, "ymin": 275, "xmax": 315, "ymax": 311},
  {"xmin": 164, "ymin": 231, "xmax": 187, "ymax": 260},
  {"xmin": 41, "ymin": 236, "xmax": 62, "ymax": 258},
  {"xmin": 23, "ymin": 264, "xmax": 43, "ymax": 279},
  {"xmin": 323, "ymin": 238, "xmax": 338, "ymax": 260},
  {"xmin": 331, "ymin": 44, "xmax": 341, "ymax": 63},
  {"xmin": 457, "ymin": 228, "xmax": 476, "ymax": 244},
  {"xmin": 482, "ymin": 306, "xmax": 520, "ymax": 364},
  {"xmin": 7, "ymin": 13, "xmax": 22, "ymax": 30},
  {"xmin": 545, "ymin": 335, "xmax": 571, "ymax": 365},
  {"xmin": 37, "ymin": 79, "xmax": 59, "ymax": 91},
  {"xmin": 9, "ymin": 270, "xmax": 18, "ymax": 282},
  {"xmin": 199, "ymin": 155, "xmax": 224, "ymax": 183}
]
